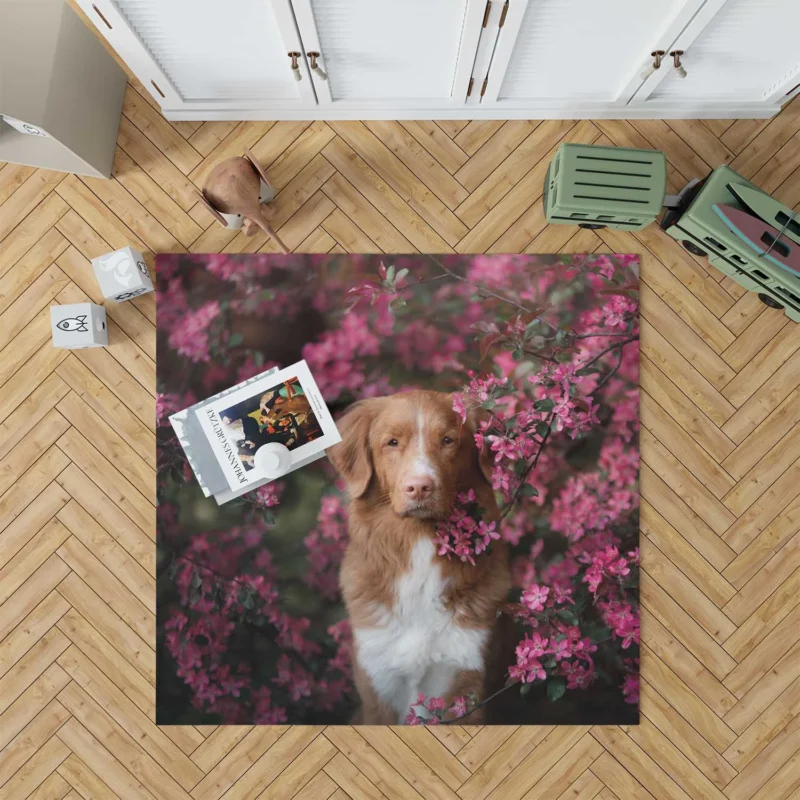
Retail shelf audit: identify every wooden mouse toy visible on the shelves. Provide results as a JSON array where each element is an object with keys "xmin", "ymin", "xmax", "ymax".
[{"xmin": 197, "ymin": 148, "xmax": 289, "ymax": 253}]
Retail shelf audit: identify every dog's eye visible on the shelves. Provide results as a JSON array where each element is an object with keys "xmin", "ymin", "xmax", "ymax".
[
  {"xmin": 442, "ymin": 436, "xmax": 454, "ymax": 445},
  {"xmin": 387, "ymin": 438, "xmax": 399, "ymax": 447}
]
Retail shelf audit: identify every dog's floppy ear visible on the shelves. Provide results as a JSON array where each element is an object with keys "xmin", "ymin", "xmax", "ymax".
[
  {"xmin": 465, "ymin": 405, "xmax": 494, "ymax": 486},
  {"xmin": 328, "ymin": 399, "xmax": 381, "ymax": 498}
]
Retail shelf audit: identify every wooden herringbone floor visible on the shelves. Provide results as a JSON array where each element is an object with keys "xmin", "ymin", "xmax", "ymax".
[{"xmin": 2, "ymin": 65, "xmax": 800, "ymax": 799}]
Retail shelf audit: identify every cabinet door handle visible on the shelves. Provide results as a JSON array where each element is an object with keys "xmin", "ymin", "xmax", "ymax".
[
  {"xmin": 640, "ymin": 50, "xmax": 665, "ymax": 80},
  {"xmin": 288, "ymin": 51, "xmax": 302, "ymax": 81},
  {"xmin": 670, "ymin": 50, "xmax": 687, "ymax": 79},
  {"xmin": 307, "ymin": 52, "xmax": 328, "ymax": 81}
]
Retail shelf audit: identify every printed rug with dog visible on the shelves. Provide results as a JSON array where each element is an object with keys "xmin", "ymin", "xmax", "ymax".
[{"xmin": 156, "ymin": 253, "xmax": 640, "ymax": 726}]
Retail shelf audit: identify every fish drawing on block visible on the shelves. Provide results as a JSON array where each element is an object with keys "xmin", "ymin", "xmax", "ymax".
[
  {"xmin": 712, "ymin": 203, "xmax": 800, "ymax": 277},
  {"xmin": 56, "ymin": 315, "xmax": 89, "ymax": 332}
]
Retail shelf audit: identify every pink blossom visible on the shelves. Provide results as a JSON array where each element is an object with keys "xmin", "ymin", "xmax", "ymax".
[
  {"xmin": 560, "ymin": 660, "xmax": 595, "ymax": 690},
  {"xmin": 452, "ymin": 392, "xmax": 467, "ymax": 423},
  {"xmin": 601, "ymin": 296, "xmax": 637, "ymax": 329},
  {"xmin": 449, "ymin": 696, "xmax": 469, "ymax": 717},
  {"xmin": 521, "ymin": 584, "xmax": 550, "ymax": 613},
  {"xmin": 156, "ymin": 393, "xmax": 182, "ymax": 426},
  {"xmin": 622, "ymin": 673, "xmax": 640, "ymax": 704},
  {"xmin": 250, "ymin": 482, "xmax": 283, "ymax": 510},
  {"xmin": 167, "ymin": 301, "xmax": 220, "ymax": 363},
  {"xmin": 434, "ymin": 492, "xmax": 499, "ymax": 565},
  {"xmin": 509, "ymin": 637, "xmax": 548, "ymax": 683}
]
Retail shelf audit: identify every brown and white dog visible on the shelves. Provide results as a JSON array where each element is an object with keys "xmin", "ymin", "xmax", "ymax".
[{"xmin": 328, "ymin": 390, "xmax": 511, "ymax": 724}]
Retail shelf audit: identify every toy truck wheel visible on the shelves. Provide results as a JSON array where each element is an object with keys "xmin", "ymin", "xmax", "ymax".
[
  {"xmin": 758, "ymin": 293, "xmax": 784, "ymax": 310},
  {"xmin": 578, "ymin": 223, "xmax": 606, "ymax": 230},
  {"xmin": 682, "ymin": 240, "xmax": 708, "ymax": 257}
]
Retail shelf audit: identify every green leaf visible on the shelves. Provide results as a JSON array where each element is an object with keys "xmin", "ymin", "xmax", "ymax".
[
  {"xmin": 555, "ymin": 351, "xmax": 573, "ymax": 363},
  {"xmin": 482, "ymin": 399, "xmax": 496, "ymax": 410},
  {"xmin": 555, "ymin": 329, "xmax": 571, "ymax": 346},
  {"xmin": 228, "ymin": 333, "xmax": 244, "ymax": 348},
  {"xmin": 556, "ymin": 608, "xmax": 579, "ymax": 626},
  {"xmin": 190, "ymin": 571, "xmax": 203, "ymax": 589},
  {"xmin": 536, "ymin": 422, "xmax": 550, "ymax": 437},
  {"xmin": 520, "ymin": 484, "xmax": 539, "ymax": 498},
  {"xmin": 512, "ymin": 348, "xmax": 524, "ymax": 361},
  {"xmin": 188, "ymin": 584, "xmax": 201, "ymax": 607},
  {"xmin": 386, "ymin": 264, "xmax": 396, "ymax": 283},
  {"xmin": 547, "ymin": 677, "xmax": 566, "ymax": 702},
  {"xmin": 575, "ymin": 366, "xmax": 602, "ymax": 376},
  {"xmin": 524, "ymin": 320, "xmax": 541, "ymax": 340},
  {"xmin": 581, "ymin": 624, "xmax": 612, "ymax": 643},
  {"xmin": 623, "ymin": 566, "xmax": 639, "ymax": 588},
  {"xmin": 519, "ymin": 681, "xmax": 533, "ymax": 697},
  {"xmin": 237, "ymin": 587, "xmax": 255, "ymax": 610},
  {"xmin": 534, "ymin": 398, "xmax": 555, "ymax": 412},
  {"xmin": 396, "ymin": 267, "xmax": 409, "ymax": 282}
]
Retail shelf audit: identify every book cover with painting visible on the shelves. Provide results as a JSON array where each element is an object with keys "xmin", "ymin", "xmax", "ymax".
[{"xmin": 170, "ymin": 360, "xmax": 340, "ymax": 503}]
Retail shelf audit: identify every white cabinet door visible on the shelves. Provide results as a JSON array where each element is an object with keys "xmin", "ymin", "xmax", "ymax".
[
  {"xmin": 289, "ymin": 0, "xmax": 486, "ymax": 109},
  {"xmin": 478, "ymin": 0, "xmax": 706, "ymax": 111},
  {"xmin": 76, "ymin": 0, "xmax": 316, "ymax": 112},
  {"xmin": 631, "ymin": 0, "xmax": 800, "ymax": 110}
]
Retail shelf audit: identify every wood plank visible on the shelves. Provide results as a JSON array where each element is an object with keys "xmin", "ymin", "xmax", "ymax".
[
  {"xmin": 122, "ymin": 85, "xmax": 202, "ymax": 175},
  {"xmin": 0, "ymin": 698, "xmax": 71, "ymax": 788},
  {"xmin": 111, "ymin": 147, "xmax": 203, "ymax": 248},
  {"xmin": 55, "ymin": 427, "xmax": 154, "ymax": 537},
  {"xmin": 364, "ymin": 120, "xmax": 469, "ymax": 210},
  {"xmin": 0, "ymin": 192, "xmax": 69, "ymax": 278},
  {"xmin": 457, "ymin": 121, "xmax": 597, "ymax": 245},
  {"xmin": 322, "ymin": 173, "xmax": 413, "ymax": 253},
  {"xmin": 323, "ymin": 135, "xmax": 453, "ymax": 251},
  {"xmin": 0, "ymin": 169, "xmax": 65, "ymax": 243},
  {"xmin": 56, "ymin": 464, "xmax": 155, "ymax": 571},
  {"xmin": 56, "ymin": 573, "xmax": 155, "ymax": 684},
  {"xmin": 190, "ymin": 727, "xmax": 287, "ymax": 800},
  {"xmin": 640, "ymin": 392, "xmax": 735, "ymax": 500},
  {"xmin": 400, "ymin": 121, "xmax": 469, "ymax": 174},
  {"xmin": 56, "ymin": 390, "xmax": 155, "ymax": 500},
  {"xmin": 0, "ymin": 227, "xmax": 68, "ymax": 316},
  {"xmin": 57, "ymin": 754, "xmax": 121, "ymax": 800},
  {"xmin": 57, "ymin": 646, "xmax": 203, "ymax": 790},
  {"xmin": 57, "ymin": 680, "xmax": 194, "ymax": 800},
  {"xmin": 56, "ymin": 718, "xmax": 157, "ymax": 800},
  {"xmin": 0, "ymin": 264, "xmax": 70, "ymax": 352}
]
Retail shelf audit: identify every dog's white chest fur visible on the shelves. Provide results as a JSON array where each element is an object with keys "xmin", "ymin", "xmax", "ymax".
[{"xmin": 354, "ymin": 537, "xmax": 488, "ymax": 722}]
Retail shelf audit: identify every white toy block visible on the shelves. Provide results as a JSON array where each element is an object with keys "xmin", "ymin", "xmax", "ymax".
[
  {"xmin": 91, "ymin": 246, "xmax": 154, "ymax": 302},
  {"xmin": 51, "ymin": 303, "xmax": 108, "ymax": 349}
]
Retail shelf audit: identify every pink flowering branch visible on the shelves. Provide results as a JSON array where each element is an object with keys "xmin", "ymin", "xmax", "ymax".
[
  {"xmin": 441, "ymin": 680, "xmax": 522, "ymax": 724},
  {"xmin": 428, "ymin": 255, "xmax": 557, "ymax": 327}
]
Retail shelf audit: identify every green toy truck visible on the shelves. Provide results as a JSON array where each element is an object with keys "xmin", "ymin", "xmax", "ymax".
[
  {"xmin": 544, "ymin": 143, "xmax": 800, "ymax": 322},
  {"xmin": 659, "ymin": 165, "xmax": 800, "ymax": 322}
]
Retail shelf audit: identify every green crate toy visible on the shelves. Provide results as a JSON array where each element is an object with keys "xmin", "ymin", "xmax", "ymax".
[{"xmin": 543, "ymin": 143, "xmax": 667, "ymax": 231}]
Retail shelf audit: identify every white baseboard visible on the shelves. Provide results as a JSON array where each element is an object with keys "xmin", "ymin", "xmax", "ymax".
[{"xmin": 162, "ymin": 102, "xmax": 780, "ymax": 122}]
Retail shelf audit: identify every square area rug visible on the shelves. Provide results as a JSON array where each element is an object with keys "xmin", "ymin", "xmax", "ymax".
[{"xmin": 156, "ymin": 254, "xmax": 640, "ymax": 726}]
